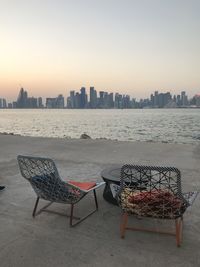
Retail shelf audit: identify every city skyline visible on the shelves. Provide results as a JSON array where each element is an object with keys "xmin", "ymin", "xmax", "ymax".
[
  {"xmin": 1, "ymin": 86, "xmax": 200, "ymax": 109},
  {"xmin": 1, "ymin": 0, "xmax": 200, "ymax": 100},
  {"xmin": 1, "ymin": 85, "xmax": 200, "ymax": 103},
  {"xmin": 0, "ymin": 86, "xmax": 200, "ymax": 103}
]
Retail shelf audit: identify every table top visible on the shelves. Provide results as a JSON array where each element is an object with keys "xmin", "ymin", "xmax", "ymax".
[{"xmin": 101, "ymin": 164, "xmax": 122, "ymax": 182}]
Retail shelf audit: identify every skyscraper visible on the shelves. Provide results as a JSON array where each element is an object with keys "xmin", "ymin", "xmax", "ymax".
[
  {"xmin": 89, "ymin": 87, "xmax": 97, "ymax": 108},
  {"xmin": 0, "ymin": 98, "xmax": 7, "ymax": 108},
  {"xmin": 80, "ymin": 87, "xmax": 87, "ymax": 108},
  {"xmin": 16, "ymin": 88, "xmax": 28, "ymax": 108}
]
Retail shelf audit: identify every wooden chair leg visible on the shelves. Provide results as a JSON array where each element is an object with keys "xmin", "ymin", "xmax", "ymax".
[
  {"xmin": 120, "ymin": 213, "xmax": 128, "ymax": 239},
  {"xmin": 179, "ymin": 217, "xmax": 183, "ymax": 244},
  {"xmin": 175, "ymin": 218, "xmax": 182, "ymax": 247}
]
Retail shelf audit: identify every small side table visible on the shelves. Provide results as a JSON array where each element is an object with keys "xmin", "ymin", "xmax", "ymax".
[{"xmin": 101, "ymin": 165, "xmax": 122, "ymax": 205}]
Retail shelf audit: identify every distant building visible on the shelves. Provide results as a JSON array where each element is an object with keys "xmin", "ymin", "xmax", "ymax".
[
  {"xmin": 4, "ymin": 86, "xmax": 198, "ymax": 110},
  {"xmin": 38, "ymin": 97, "xmax": 43, "ymax": 108},
  {"xmin": 108, "ymin": 93, "xmax": 114, "ymax": 108},
  {"xmin": 114, "ymin": 93, "xmax": 123, "ymax": 108},
  {"xmin": 176, "ymin": 95, "xmax": 181, "ymax": 106},
  {"xmin": 7, "ymin": 103, "xmax": 13, "ymax": 108},
  {"xmin": 99, "ymin": 91, "xmax": 104, "ymax": 108},
  {"xmin": 195, "ymin": 94, "xmax": 200, "ymax": 107},
  {"xmin": 46, "ymin": 95, "xmax": 64, "ymax": 109},
  {"xmin": 181, "ymin": 91, "xmax": 188, "ymax": 106},
  {"xmin": 89, "ymin": 87, "xmax": 97, "ymax": 108},
  {"xmin": 154, "ymin": 91, "xmax": 159, "ymax": 107},
  {"xmin": 57, "ymin": 94, "xmax": 64, "ymax": 108},
  {"xmin": 80, "ymin": 87, "xmax": 87, "ymax": 108},
  {"xmin": 46, "ymin": 98, "xmax": 56, "ymax": 108},
  {"xmin": 70, "ymin": 91, "xmax": 75, "ymax": 108},
  {"xmin": 16, "ymin": 87, "xmax": 39, "ymax": 108},
  {"xmin": 28, "ymin": 97, "xmax": 37, "ymax": 108},
  {"xmin": 12, "ymin": 102, "xmax": 17, "ymax": 108},
  {"xmin": 16, "ymin": 88, "xmax": 28, "ymax": 108},
  {"xmin": 0, "ymin": 98, "xmax": 7, "ymax": 108},
  {"xmin": 75, "ymin": 92, "xmax": 80, "ymax": 108}
]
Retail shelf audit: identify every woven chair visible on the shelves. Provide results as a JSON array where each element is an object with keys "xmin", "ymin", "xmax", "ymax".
[
  {"xmin": 117, "ymin": 164, "xmax": 198, "ymax": 247},
  {"xmin": 17, "ymin": 155, "xmax": 105, "ymax": 227}
]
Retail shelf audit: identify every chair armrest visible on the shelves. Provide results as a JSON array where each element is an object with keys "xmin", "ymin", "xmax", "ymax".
[
  {"xmin": 182, "ymin": 191, "xmax": 199, "ymax": 206},
  {"xmin": 81, "ymin": 182, "xmax": 105, "ymax": 193}
]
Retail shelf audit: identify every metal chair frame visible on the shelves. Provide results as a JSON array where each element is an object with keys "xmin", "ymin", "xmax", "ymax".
[{"xmin": 17, "ymin": 155, "xmax": 104, "ymax": 227}]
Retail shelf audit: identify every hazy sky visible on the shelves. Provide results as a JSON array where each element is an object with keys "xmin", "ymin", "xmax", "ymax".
[{"xmin": 0, "ymin": 0, "xmax": 200, "ymax": 101}]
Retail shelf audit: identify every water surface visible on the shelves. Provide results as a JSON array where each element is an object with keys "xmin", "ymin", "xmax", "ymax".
[{"xmin": 0, "ymin": 109, "xmax": 199, "ymax": 144}]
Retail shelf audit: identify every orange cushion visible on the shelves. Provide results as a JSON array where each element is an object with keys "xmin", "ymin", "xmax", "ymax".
[{"xmin": 69, "ymin": 181, "xmax": 96, "ymax": 190}]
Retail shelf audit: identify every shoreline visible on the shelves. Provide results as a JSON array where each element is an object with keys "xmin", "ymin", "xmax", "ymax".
[
  {"xmin": 0, "ymin": 134, "xmax": 199, "ymax": 170},
  {"xmin": 0, "ymin": 131, "xmax": 198, "ymax": 146}
]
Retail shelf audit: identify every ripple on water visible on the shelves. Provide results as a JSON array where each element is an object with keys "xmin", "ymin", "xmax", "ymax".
[{"xmin": 0, "ymin": 109, "xmax": 199, "ymax": 144}]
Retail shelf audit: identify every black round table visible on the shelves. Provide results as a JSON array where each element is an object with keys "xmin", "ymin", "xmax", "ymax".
[{"xmin": 101, "ymin": 165, "xmax": 122, "ymax": 205}]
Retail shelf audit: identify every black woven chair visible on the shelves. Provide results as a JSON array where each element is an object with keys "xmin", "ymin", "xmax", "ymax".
[
  {"xmin": 17, "ymin": 155, "xmax": 105, "ymax": 227},
  {"xmin": 117, "ymin": 164, "xmax": 198, "ymax": 247}
]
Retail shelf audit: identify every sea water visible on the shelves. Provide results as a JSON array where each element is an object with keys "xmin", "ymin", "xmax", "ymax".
[{"xmin": 0, "ymin": 109, "xmax": 199, "ymax": 144}]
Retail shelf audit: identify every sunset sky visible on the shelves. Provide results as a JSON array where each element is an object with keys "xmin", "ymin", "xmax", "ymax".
[{"xmin": 0, "ymin": 0, "xmax": 200, "ymax": 101}]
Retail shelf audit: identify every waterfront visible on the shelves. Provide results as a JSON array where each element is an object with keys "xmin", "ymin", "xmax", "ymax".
[{"xmin": 0, "ymin": 108, "xmax": 199, "ymax": 144}]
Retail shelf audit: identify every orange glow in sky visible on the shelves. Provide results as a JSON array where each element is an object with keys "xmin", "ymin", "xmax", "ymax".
[{"xmin": 0, "ymin": 0, "xmax": 200, "ymax": 101}]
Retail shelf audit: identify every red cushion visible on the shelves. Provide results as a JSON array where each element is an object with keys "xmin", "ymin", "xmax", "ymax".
[
  {"xmin": 129, "ymin": 190, "xmax": 181, "ymax": 207},
  {"xmin": 69, "ymin": 181, "xmax": 96, "ymax": 190}
]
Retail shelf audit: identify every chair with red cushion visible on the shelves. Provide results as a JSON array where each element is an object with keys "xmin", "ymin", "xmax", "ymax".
[
  {"xmin": 117, "ymin": 164, "xmax": 198, "ymax": 246},
  {"xmin": 17, "ymin": 155, "xmax": 105, "ymax": 227}
]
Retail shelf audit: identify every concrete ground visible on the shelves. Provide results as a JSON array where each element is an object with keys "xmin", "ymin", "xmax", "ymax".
[{"xmin": 0, "ymin": 134, "xmax": 200, "ymax": 267}]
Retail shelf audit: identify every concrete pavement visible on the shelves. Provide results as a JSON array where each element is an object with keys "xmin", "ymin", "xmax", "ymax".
[{"xmin": 0, "ymin": 135, "xmax": 200, "ymax": 267}]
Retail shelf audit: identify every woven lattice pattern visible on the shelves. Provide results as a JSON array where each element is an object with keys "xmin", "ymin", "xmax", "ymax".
[
  {"xmin": 118, "ymin": 165, "xmax": 189, "ymax": 219},
  {"xmin": 17, "ymin": 155, "xmax": 86, "ymax": 204}
]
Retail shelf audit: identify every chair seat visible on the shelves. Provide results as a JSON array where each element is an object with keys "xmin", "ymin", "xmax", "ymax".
[
  {"xmin": 69, "ymin": 181, "xmax": 96, "ymax": 191},
  {"xmin": 120, "ymin": 188, "xmax": 187, "ymax": 219}
]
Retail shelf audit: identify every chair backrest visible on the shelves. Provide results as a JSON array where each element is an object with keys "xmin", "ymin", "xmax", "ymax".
[
  {"xmin": 17, "ymin": 155, "xmax": 61, "ymax": 181},
  {"xmin": 118, "ymin": 164, "xmax": 187, "ymax": 219},
  {"xmin": 17, "ymin": 155, "xmax": 64, "ymax": 200},
  {"xmin": 17, "ymin": 155, "xmax": 85, "ymax": 203}
]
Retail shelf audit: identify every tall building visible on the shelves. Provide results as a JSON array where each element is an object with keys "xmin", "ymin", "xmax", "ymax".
[
  {"xmin": 56, "ymin": 94, "xmax": 64, "ymax": 108},
  {"xmin": 46, "ymin": 95, "xmax": 64, "ymax": 108},
  {"xmin": 38, "ymin": 97, "xmax": 43, "ymax": 108},
  {"xmin": 7, "ymin": 103, "xmax": 12, "ymax": 108},
  {"xmin": 176, "ymin": 95, "xmax": 181, "ymax": 106},
  {"xmin": 99, "ymin": 91, "xmax": 104, "ymax": 108},
  {"xmin": 195, "ymin": 94, "xmax": 200, "ymax": 106},
  {"xmin": 0, "ymin": 98, "xmax": 7, "ymax": 108},
  {"xmin": 75, "ymin": 92, "xmax": 80, "ymax": 108},
  {"xmin": 16, "ymin": 88, "xmax": 28, "ymax": 108},
  {"xmin": 181, "ymin": 91, "xmax": 188, "ymax": 106},
  {"xmin": 70, "ymin": 91, "xmax": 75, "ymax": 108},
  {"xmin": 27, "ymin": 97, "xmax": 38, "ymax": 108},
  {"xmin": 89, "ymin": 87, "xmax": 97, "ymax": 108},
  {"xmin": 122, "ymin": 95, "xmax": 131, "ymax": 108},
  {"xmin": 80, "ymin": 87, "xmax": 87, "ymax": 108},
  {"xmin": 46, "ymin": 98, "xmax": 56, "ymax": 108},
  {"xmin": 154, "ymin": 91, "xmax": 159, "ymax": 107},
  {"xmin": 114, "ymin": 93, "xmax": 123, "ymax": 108},
  {"xmin": 150, "ymin": 94, "xmax": 154, "ymax": 107},
  {"xmin": 108, "ymin": 93, "xmax": 114, "ymax": 108}
]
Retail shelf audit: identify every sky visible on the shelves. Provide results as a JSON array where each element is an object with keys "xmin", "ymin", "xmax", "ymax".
[{"xmin": 0, "ymin": 0, "xmax": 200, "ymax": 102}]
